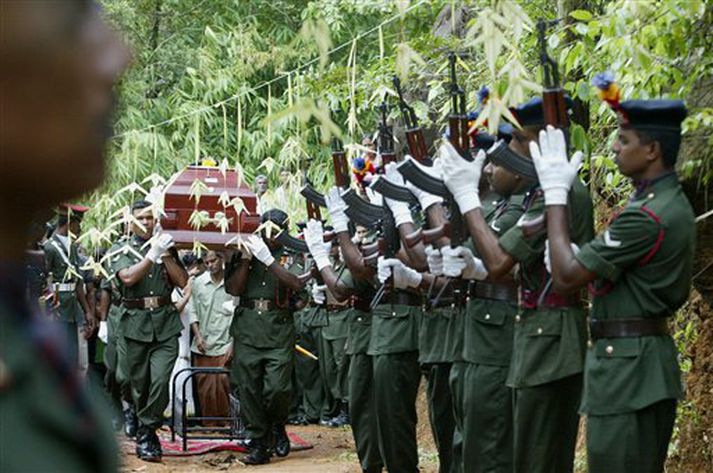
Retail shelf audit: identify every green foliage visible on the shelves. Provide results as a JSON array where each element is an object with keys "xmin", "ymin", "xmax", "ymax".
[{"xmin": 84, "ymin": 0, "xmax": 710, "ymax": 251}]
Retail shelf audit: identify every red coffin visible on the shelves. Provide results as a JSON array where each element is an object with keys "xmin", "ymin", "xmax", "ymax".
[{"xmin": 161, "ymin": 165, "xmax": 260, "ymax": 250}]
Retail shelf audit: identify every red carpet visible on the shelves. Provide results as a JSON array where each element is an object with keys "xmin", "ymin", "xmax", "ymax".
[{"xmin": 158, "ymin": 431, "xmax": 314, "ymax": 457}]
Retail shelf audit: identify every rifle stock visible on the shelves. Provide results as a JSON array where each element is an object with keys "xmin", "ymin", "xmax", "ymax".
[{"xmin": 393, "ymin": 76, "xmax": 429, "ymax": 163}]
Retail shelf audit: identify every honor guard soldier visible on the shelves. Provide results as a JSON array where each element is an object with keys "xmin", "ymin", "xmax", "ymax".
[
  {"xmin": 0, "ymin": 2, "xmax": 129, "ymax": 471},
  {"xmin": 303, "ymin": 218, "xmax": 384, "ymax": 473},
  {"xmin": 225, "ymin": 209, "xmax": 308, "ymax": 465},
  {"xmin": 44, "ymin": 203, "xmax": 95, "ymax": 370},
  {"xmin": 113, "ymin": 200, "xmax": 189, "ymax": 462},
  {"xmin": 531, "ymin": 75, "xmax": 693, "ymax": 473},
  {"xmin": 440, "ymin": 97, "xmax": 595, "ymax": 473}
]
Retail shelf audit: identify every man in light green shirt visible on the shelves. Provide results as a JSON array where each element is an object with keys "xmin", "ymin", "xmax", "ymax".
[{"xmin": 189, "ymin": 250, "xmax": 236, "ymax": 426}]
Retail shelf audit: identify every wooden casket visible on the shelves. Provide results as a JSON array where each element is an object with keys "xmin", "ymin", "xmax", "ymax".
[{"xmin": 161, "ymin": 165, "xmax": 260, "ymax": 250}]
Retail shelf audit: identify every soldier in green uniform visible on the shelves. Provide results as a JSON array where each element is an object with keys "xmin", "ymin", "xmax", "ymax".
[
  {"xmin": 113, "ymin": 200, "xmax": 189, "ymax": 462},
  {"xmin": 0, "ymin": 2, "xmax": 129, "ymax": 471},
  {"xmin": 44, "ymin": 204, "xmax": 95, "ymax": 369},
  {"xmin": 440, "ymin": 135, "xmax": 527, "ymax": 472},
  {"xmin": 98, "ymin": 234, "xmax": 138, "ymax": 437},
  {"xmin": 440, "ymin": 97, "xmax": 595, "ymax": 473},
  {"xmin": 530, "ymin": 92, "xmax": 693, "ymax": 472},
  {"xmin": 303, "ymin": 218, "xmax": 383, "ymax": 473},
  {"xmin": 225, "ymin": 209, "xmax": 308, "ymax": 465},
  {"xmin": 316, "ymin": 247, "xmax": 351, "ymax": 427}
]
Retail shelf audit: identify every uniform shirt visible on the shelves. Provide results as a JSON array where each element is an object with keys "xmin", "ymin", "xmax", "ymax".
[
  {"xmin": 500, "ymin": 180, "xmax": 595, "ymax": 388},
  {"xmin": 576, "ymin": 172, "xmax": 693, "ymax": 415},
  {"xmin": 339, "ymin": 267, "xmax": 377, "ymax": 356},
  {"xmin": 188, "ymin": 272, "xmax": 235, "ymax": 356},
  {"xmin": 230, "ymin": 246, "xmax": 295, "ymax": 349},
  {"xmin": 111, "ymin": 235, "xmax": 183, "ymax": 343},
  {"xmin": 460, "ymin": 191, "xmax": 525, "ymax": 367},
  {"xmin": 0, "ymin": 265, "xmax": 117, "ymax": 473},
  {"xmin": 43, "ymin": 233, "xmax": 84, "ymax": 323}
]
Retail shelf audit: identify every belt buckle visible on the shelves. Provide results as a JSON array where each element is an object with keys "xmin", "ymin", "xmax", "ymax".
[
  {"xmin": 255, "ymin": 299, "xmax": 270, "ymax": 312},
  {"xmin": 144, "ymin": 296, "xmax": 160, "ymax": 309}
]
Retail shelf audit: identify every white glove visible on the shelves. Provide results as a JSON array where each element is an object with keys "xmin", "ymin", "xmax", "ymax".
[
  {"xmin": 398, "ymin": 157, "xmax": 445, "ymax": 211},
  {"xmin": 246, "ymin": 234, "xmax": 275, "ymax": 267},
  {"xmin": 381, "ymin": 163, "xmax": 414, "ymax": 226},
  {"xmin": 529, "ymin": 125, "xmax": 584, "ymax": 206},
  {"xmin": 440, "ymin": 143, "xmax": 486, "ymax": 214},
  {"xmin": 325, "ymin": 186, "xmax": 349, "ymax": 233},
  {"xmin": 311, "ymin": 283, "xmax": 327, "ymax": 305},
  {"xmin": 377, "ymin": 257, "xmax": 423, "ymax": 289},
  {"xmin": 147, "ymin": 233, "xmax": 174, "ymax": 263},
  {"xmin": 442, "ymin": 246, "xmax": 488, "ymax": 280},
  {"xmin": 425, "ymin": 245, "xmax": 443, "ymax": 276},
  {"xmin": 97, "ymin": 321, "xmax": 108, "ymax": 344},
  {"xmin": 304, "ymin": 219, "xmax": 331, "ymax": 270},
  {"xmin": 544, "ymin": 239, "xmax": 580, "ymax": 274}
]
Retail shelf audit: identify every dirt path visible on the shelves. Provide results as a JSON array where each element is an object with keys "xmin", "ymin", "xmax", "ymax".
[{"xmin": 120, "ymin": 424, "xmax": 439, "ymax": 473}]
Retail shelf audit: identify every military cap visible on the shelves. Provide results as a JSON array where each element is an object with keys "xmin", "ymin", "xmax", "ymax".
[
  {"xmin": 616, "ymin": 100, "xmax": 687, "ymax": 132},
  {"xmin": 56, "ymin": 203, "xmax": 90, "ymax": 221},
  {"xmin": 509, "ymin": 96, "xmax": 574, "ymax": 128}
]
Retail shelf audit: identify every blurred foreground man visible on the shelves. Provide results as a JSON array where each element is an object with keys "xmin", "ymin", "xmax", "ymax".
[{"xmin": 0, "ymin": 1, "xmax": 129, "ymax": 472}]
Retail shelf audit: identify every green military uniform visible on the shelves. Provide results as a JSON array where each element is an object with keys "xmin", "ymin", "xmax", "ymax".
[
  {"xmin": 103, "ymin": 239, "xmax": 132, "ymax": 415},
  {"xmin": 320, "ymin": 262, "xmax": 351, "ymax": 419},
  {"xmin": 1, "ymin": 271, "xmax": 118, "ymax": 473},
  {"xmin": 575, "ymin": 173, "xmax": 693, "ymax": 472},
  {"xmin": 371, "ymin": 289, "xmax": 422, "ymax": 473},
  {"xmin": 230, "ymin": 246, "xmax": 295, "ymax": 444},
  {"xmin": 448, "ymin": 192, "xmax": 524, "ymax": 473},
  {"xmin": 43, "ymin": 232, "xmax": 85, "ymax": 363},
  {"xmin": 341, "ymin": 268, "xmax": 383, "ymax": 473},
  {"xmin": 112, "ymin": 235, "xmax": 183, "ymax": 431},
  {"xmin": 290, "ymin": 306, "xmax": 325, "ymax": 422},
  {"xmin": 498, "ymin": 180, "xmax": 594, "ymax": 472}
]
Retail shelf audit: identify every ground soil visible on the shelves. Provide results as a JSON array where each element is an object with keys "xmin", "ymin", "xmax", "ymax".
[{"xmin": 120, "ymin": 381, "xmax": 440, "ymax": 473}]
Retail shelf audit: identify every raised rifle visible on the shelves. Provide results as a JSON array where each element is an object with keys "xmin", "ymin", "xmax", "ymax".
[
  {"xmin": 369, "ymin": 100, "xmax": 419, "ymax": 204},
  {"xmin": 393, "ymin": 75, "xmax": 430, "ymax": 164}
]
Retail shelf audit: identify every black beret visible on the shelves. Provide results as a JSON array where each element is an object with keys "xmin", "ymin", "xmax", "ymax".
[
  {"xmin": 617, "ymin": 99, "xmax": 687, "ymax": 132},
  {"xmin": 261, "ymin": 209, "xmax": 289, "ymax": 230},
  {"xmin": 509, "ymin": 96, "xmax": 574, "ymax": 128}
]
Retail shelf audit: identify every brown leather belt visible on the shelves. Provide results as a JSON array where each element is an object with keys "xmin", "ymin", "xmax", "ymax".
[
  {"xmin": 589, "ymin": 318, "xmax": 669, "ymax": 340},
  {"xmin": 384, "ymin": 291, "xmax": 422, "ymax": 307},
  {"xmin": 122, "ymin": 295, "xmax": 172, "ymax": 310},
  {"xmin": 470, "ymin": 281, "xmax": 519, "ymax": 303},
  {"xmin": 519, "ymin": 289, "xmax": 582, "ymax": 310},
  {"xmin": 350, "ymin": 297, "xmax": 371, "ymax": 312}
]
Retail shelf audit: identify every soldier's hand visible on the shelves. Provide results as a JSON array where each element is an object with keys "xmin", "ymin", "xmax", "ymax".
[
  {"xmin": 378, "ymin": 257, "xmax": 422, "ymax": 289},
  {"xmin": 544, "ymin": 239, "xmax": 580, "ymax": 274},
  {"xmin": 304, "ymin": 220, "xmax": 331, "ymax": 270},
  {"xmin": 442, "ymin": 246, "xmax": 488, "ymax": 280},
  {"xmin": 440, "ymin": 144, "xmax": 486, "ymax": 214},
  {"xmin": 529, "ymin": 125, "xmax": 584, "ymax": 206},
  {"xmin": 325, "ymin": 187, "xmax": 349, "ymax": 233},
  {"xmin": 311, "ymin": 283, "xmax": 327, "ymax": 305},
  {"xmin": 245, "ymin": 235, "xmax": 275, "ymax": 267},
  {"xmin": 98, "ymin": 321, "xmax": 109, "ymax": 344},
  {"xmin": 395, "ymin": 160, "xmax": 443, "ymax": 211},
  {"xmin": 425, "ymin": 245, "xmax": 443, "ymax": 276},
  {"xmin": 147, "ymin": 233, "xmax": 174, "ymax": 263}
]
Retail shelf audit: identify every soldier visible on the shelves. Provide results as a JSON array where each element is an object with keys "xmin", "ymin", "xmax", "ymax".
[
  {"xmin": 113, "ymin": 200, "xmax": 189, "ymax": 462},
  {"xmin": 316, "ymin": 242, "xmax": 351, "ymax": 427},
  {"xmin": 303, "ymin": 217, "xmax": 384, "ymax": 473},
  {"xmin": 98, "ymin": 233, "xmax": 138, "ymax": 437},
  {"xmin": 225, "ymin": 209, "xmax": 308, "ymax": 465},
  {"xmin": 44, "ymin": 204, "xmax": 96, "ymax": 372},
  {"xmin": 530, "ymin": 92, "xmax": 692, "ymax": 472},
  {"xmin": 0, "ymin": 1, "xmax": 129, "ymax": 471},
  {"xmin": 440, "ymin": 97, "xmax": 594, "ymax": 473}
]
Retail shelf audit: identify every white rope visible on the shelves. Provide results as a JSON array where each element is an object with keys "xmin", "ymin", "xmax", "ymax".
[{"xmin": 111, "ymin": 0, "xmax": 428, "ymax": 140}]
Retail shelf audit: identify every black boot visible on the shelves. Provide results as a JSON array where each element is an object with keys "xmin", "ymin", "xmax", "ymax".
[
  {"xmin": 273, "ymin": 424, "xmax": 291, "ymax": 458},
  {"xmin": 240, "ymin": 440, "xmax": 271, "ymax": 465},
  {"xmin": 123, "ymin": 406, "xmax": 138, "ymax": 438},
  {"xmin": 135, "ymin": 427, "xmax": 161, "ymax": 462},
  {"xmin": 330, "ymin": 400, "xmax": 350, "ymax": 427}
]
